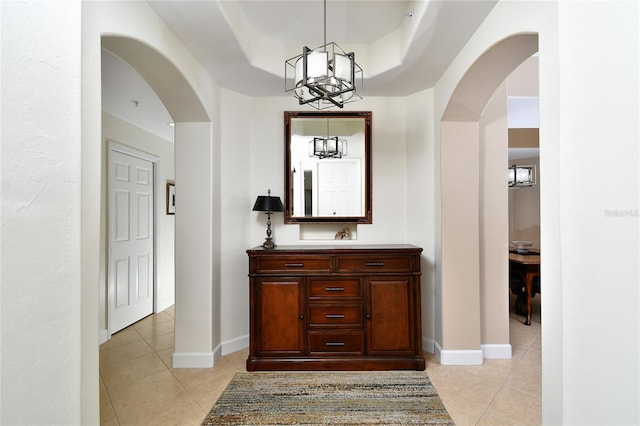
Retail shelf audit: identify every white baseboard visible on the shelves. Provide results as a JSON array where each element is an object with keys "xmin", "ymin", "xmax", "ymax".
[
  {"xmin": 155, "ymin": 298, "xmax": 174, "ymax": 314},
  {"xmin": 481, "ymin": 343, "xmax": 512, "ymax": 359},
  {"xmin": 172, "ymin": 346, "xmax": 221, "ymax": 368},
  {"xmin": 213, "ymin": 343, "xmax": 222, "ymax": 365},
  {"xmin": 434, "ymin": 341, "xmax": 484, "ymax": 365},
  {"xmin": 422, "ymin": 337, "xmax": 436, "ymax": 354},
  {"xmin": 99, "ymin": 329, "xmax": 109, "ymax": 345},
  {"xmin": 222, "ymin": 334, "xmax": 249, "ymax": 356}
]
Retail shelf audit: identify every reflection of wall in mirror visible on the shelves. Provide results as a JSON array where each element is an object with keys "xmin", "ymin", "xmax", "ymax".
[{"xmin": 291, "ymin": 132, "xmax": 365, "ymax": 217}]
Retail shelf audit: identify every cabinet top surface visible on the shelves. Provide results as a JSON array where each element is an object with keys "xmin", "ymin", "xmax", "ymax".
[{"xmin": 247, "ymin": 244, "xmax": 422, "ymax": 254}]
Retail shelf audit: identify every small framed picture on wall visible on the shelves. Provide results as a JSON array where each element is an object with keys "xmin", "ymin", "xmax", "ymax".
[{"xmin": 166, "ymin": 181, "xmax": 176, "ymax": 215}]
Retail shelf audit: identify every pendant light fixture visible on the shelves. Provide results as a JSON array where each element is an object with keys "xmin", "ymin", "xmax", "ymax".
[{"xmin": 285, "ymin": 0, "xmax": 363, "ymax": 109}]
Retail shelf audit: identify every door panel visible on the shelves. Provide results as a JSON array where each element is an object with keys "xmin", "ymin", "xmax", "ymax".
[
  {"xmin": 256, "ymin": 278, "xmax": 304, "ymax": 356},
  {"xmin": 366, "ymin": 278, "xmax": 415, "ymax": 355},
  {"xmin": 114, "ymin": 190, "xmax": 130, "ymax": 241},
  {"xmin": 137, "ymin": 192, "xmax": 150, "ymax": 239},
  {"xmin": 109, "ymin": 148, "xmax": 154, "ymax": 334},
  {"xmin": 115, "ymin": 257, "xmax": 130, "ymax": 307}
]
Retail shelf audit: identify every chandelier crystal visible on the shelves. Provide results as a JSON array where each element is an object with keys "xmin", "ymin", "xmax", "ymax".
[{"xmin": 285, "ymin": 0, "xmax": 363, "ymax": 109}]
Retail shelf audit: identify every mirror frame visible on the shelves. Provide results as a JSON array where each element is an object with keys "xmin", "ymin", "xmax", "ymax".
[{"xmin": 284, "ymin": 111, "xmax": 372, "ymax": 224}]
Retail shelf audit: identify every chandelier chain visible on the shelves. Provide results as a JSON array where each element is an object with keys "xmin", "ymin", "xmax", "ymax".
[{"xmin": 323, "ymin": 0, "xmax": 327, "ymax": 47}]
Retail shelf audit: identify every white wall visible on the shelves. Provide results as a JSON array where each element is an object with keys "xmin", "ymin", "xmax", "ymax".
[
  {"xmin": 0, "ymin": 1, "xmax": 84, "ymax": 424},
  {"xmin": 556, "ymin": 2, "xmax": 638, "ymax": 423},
  {"xmin": 101, "ymin": 112, "xmax": 175, "ymax": 338},
  {"xmin": 405, "ymin": 89, "xmax": 438, "ymax": 352},
  {"xmin": 219, "ymin": 89, "xmax": 253, "ymax": 353},
  {"xmin": 173, "ymin": 122, "xmax": 218, "ymax": 367}
]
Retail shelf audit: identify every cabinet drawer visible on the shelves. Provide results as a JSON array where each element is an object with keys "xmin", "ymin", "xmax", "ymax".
[
  {"xmin": 307, "ymin": 304, "xmax": 363, "ymax": 328},
  {"xmin": 308, "ymin": 332, "xmax": 364, "ymax": 355},
  {"xmin": 308, "ymin": 279, "xmax": 361, "ymax": 299},
  {"xmin": 255, "ymin": 255, "xmax": 332, "ymax": 274},
  {"xmin": 336, "ymin": 255, "xmax": 414, "ymax": 273}
]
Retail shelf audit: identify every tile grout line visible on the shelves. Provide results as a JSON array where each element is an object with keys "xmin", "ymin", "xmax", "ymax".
[
  {"xmin": 475, "ymin": 321, "xmax": 541, "ymax": 424},
  {"xmin": 150, "ymin": 318, "xmax": 211, "ymax": 421}
]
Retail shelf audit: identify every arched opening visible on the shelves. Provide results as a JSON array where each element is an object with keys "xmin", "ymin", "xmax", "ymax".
[
  {"xmin": 437, "ymin": 34, "xmax": 539, "ymax": 364},
  {"xmin": 97, "ymin": 36, "xmax": 218, "ymax": 366}
]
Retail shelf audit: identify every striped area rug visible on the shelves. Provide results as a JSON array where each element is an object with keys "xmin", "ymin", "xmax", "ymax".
[{"xmin": 202, "ymin": 371, "xmax": 454, "ymax": 425}]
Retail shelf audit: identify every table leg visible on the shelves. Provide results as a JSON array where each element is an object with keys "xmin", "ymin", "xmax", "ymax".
[{"xmin": 524, "ymin": 273, "xmax": 533, "ymax": 326}]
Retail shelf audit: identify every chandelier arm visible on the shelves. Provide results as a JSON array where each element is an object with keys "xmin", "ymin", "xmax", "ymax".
[
  {"xmin": 349, "ymin": 52, "xmax": 356, "ymax": 90},
  {"xmin": 305, "ymin": 84, "xmax": 344, "ymax": 108}
]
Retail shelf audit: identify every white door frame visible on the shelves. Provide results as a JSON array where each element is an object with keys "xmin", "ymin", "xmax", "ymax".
[{"xmin": 107, "ymin": 140, "xmax": 159, "ymax": 337}]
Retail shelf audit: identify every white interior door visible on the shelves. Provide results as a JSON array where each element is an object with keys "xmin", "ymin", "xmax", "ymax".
[
  {"xmin": 317, "ymin": 160, "xmax": 361, "ymax": 216},
  {"xmin": 108, "ymin": 146, "xmax": 155, "ymax": 334}
]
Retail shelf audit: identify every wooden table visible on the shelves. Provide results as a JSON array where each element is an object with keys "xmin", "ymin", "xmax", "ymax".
[{"xmin": 509, "ymin": 251, "xmax": 540, "ymax": 326}]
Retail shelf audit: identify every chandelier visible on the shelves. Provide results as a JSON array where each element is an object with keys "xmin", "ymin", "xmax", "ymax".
[
  {"xmin": 310, "ymin": 136, "xmax": 347, "ymax": 159},
  {"xmin": 309, "ymin": 118, "xmax": 347, "ymax": 159},
  {"xmin": 285, "ymin": 0, "xmax": 363, "ymax": 110}
]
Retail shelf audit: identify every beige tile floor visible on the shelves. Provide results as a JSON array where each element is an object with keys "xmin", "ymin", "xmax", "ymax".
[{"xmin": 100, "ymin": 295, "xmax": 540, "ymax": 425}]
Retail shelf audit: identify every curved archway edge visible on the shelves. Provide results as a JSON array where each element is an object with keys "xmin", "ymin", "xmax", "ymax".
[
  {"xmin": 438, "ymin": 34, "xmax": 539, "ymax": 364},
  {"xmin": 443, "ymin": 34, "xmax": 538, "ymax": 122},
  {"xmin": 102, "ymin": 36, "xmax": 209, "ymax": 122}
]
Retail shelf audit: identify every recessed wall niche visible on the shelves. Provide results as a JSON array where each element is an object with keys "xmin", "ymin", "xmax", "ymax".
[{"xmin": 299, "ymin": 223, "xmax": 358, "ymax": 241}]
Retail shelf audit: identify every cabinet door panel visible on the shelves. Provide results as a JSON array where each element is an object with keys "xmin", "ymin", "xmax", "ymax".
[
  {"xmin": 257, "ymin": 278, "xmax": 304, "ymax": 356},
  {"xmin": 367, "ymin": 278, "xmax": 415, "ymax": 355}
]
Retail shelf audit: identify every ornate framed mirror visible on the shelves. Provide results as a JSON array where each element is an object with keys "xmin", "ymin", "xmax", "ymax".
[{"xmin": 284, "ymin": 111, "xmax": 372, "ymax": 224}]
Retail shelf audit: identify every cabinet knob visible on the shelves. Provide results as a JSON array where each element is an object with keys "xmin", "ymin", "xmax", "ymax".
[
  {"xmin": 366, "ymin": 313, "xmax": 371, "ymax": 319},
  {"xmin": 299, "ymin": 314, "xmax": 304, "ymax": 320}
]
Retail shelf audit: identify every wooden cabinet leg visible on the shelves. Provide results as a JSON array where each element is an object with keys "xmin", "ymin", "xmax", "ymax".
[{"xmin": 525, "ymin": 274, "xmax": 533, "ymax": 326}]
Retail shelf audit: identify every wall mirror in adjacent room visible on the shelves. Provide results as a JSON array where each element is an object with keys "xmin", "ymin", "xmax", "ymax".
[{"xmin": 284, "ymin": 111, "xmax": 372, "ymax": 224}]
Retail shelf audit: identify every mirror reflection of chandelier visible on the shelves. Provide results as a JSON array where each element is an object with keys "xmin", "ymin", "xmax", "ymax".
[
  {"xmin": 285, "ymin": 0, "xmax": 363, "ymax": 110},
  {"xmin": 309, "ymin": 118, "xmax": 347, "ymax": 159},
  {"xmin": 309, "ymin": 135, "xmax": 347, "ymax": 159}
]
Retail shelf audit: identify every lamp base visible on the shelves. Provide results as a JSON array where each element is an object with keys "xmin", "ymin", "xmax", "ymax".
[
  {"xmin": 260, "ymin": 211, "xmax": 277, "ymax": 249},
  {"xmin": 262, "ymin": 237, "xmax": 276, "ymax": 250}
]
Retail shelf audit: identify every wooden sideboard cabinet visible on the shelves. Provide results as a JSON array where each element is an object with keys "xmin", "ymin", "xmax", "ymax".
[{"xmin": 246, "ymin": 244, "xmax": 425, "ymax": 371}]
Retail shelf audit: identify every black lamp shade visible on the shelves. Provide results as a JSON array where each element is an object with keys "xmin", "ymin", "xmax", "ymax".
[{"xmin": 252, "ymin": 195, "xmax": 284, "ymax": 213}]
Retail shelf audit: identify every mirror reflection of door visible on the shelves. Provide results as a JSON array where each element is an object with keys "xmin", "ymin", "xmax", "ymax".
[
  {"xmin": 294, "ymin": 160, "xmax": 361, "ymax": 217},
  {"xmin": 317, "ymin": 160, "xmax": 361, "ymax": 216}
]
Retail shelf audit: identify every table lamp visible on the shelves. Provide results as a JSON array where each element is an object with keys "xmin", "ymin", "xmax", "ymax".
[{"xmin": 252, "ymin": 189, "xmax": 284, "ymax": 249}]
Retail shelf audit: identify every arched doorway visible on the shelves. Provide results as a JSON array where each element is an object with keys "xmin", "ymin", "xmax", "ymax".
[
  {"xmin": 437, "ymin": 34, "xmax": 539, "ymax": 364},
  {"xmin": 99, "ymin": 36, "xmax": 219, "ymax": 368}
]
